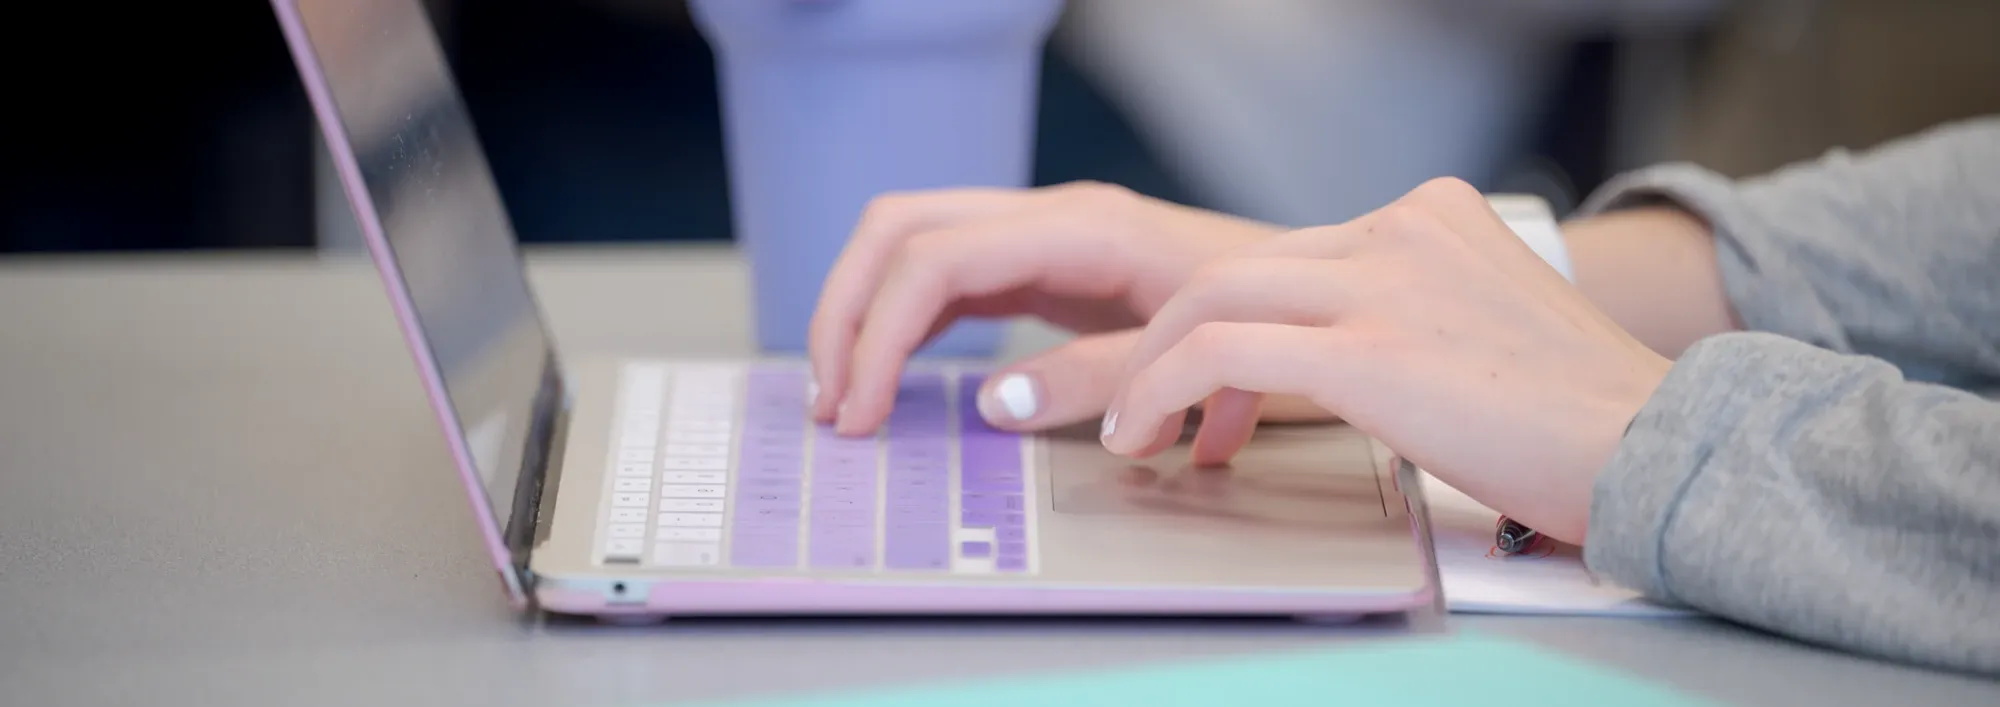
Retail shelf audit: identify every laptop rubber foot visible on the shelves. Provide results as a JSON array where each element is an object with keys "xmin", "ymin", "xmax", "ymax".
[
  {"xmin": 596, "ymin": 613, "xmax": 671, "ymax": 626},
  {"xmin": 1292, "ymin": 613, "xmax": 1366, "ymax": 625}
]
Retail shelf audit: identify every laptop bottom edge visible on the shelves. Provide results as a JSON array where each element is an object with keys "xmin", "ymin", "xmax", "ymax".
[{"xmin": 529, "ymin": 574, "xmax": 1437, "ymax": 619}]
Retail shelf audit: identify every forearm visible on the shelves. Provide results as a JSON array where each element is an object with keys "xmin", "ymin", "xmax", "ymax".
[
  {"xmin": 1585, "ymin": 333, "xmax": 2000, "ymax": 675},
  {"xmin": 1562, "ymin": 206, "xmax": 1741, "ymax": 358},
  {"xmin": 1569, "ymin": 116, "xmax": 2000, "ymax": 384}
]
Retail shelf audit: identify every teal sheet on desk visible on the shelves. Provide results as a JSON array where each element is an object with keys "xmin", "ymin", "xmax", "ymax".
[{"xmin": 689, "ymin": 633, "xmax": 1721, "ymax": 707}]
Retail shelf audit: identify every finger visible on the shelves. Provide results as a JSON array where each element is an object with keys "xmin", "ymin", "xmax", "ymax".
[
  {"xmin": 974, "ymin": 330, "xmax": 1139, "ymax": 431},
  {"xmin": 809, "ymin": 188, "xmax": 1029, "ymax": 420},
  {"xmin": 1259, "ymin": 394, "xmax": 1338, "ymax": 422},
  {"xmin": 1125, "ymin": 409, "xmax": 1189, "ymax": 460},
  {"xmin": 1103, "ymin": 322, "xmax": 1349, "ymax": 457},
  {"xmin": 1113, "ymin": 256, "xmax": 1355, "ymax": 410},
  {"xmin": 1189, "ymin": 388, "xmax": 1263, "ymax": 466},
  {"xmin": 836, "ymin": 213, "xmax": 1137, "ymax": 434}
]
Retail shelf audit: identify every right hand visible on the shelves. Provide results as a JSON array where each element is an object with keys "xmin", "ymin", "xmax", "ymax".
[{"xmin": 807, "ymin": 181, "xmax": 1294, "ymax": 441}]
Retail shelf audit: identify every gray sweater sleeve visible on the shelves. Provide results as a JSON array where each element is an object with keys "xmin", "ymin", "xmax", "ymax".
[{"xmin": 1570, "ymin": 116, "xmax": 2000, "ymax": 675}]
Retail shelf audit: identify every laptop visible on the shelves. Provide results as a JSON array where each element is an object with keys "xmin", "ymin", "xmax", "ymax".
[{"xmin": 270, "ymin": 0, "xmax": 1438, "ymax": 619}]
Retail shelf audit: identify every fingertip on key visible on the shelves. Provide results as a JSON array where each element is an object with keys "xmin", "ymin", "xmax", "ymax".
[
  {"xmin": 832, "ymin": 398, "xmax": 880, "ymax": 438},
  {"xmin": 1098, "ymin": 410, "xmax": 1131, "ymax": 455}
]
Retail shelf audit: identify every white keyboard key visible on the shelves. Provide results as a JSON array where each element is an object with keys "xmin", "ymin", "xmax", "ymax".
[
  {"xmin": 614, "ymin": 478, "xmax": 652, "ymax": 493},
  {"xmin": 672, "ymin": 415, "xmax": 734, "ymax": 428},
  {"xmin": 675, "ymin": 373, "xmax": 734, "ymax": 385},
  {"xmin": 661, "ymin": 484, "xmax": 725, "ymax": 499},
  {"xmin": 618, "ymin": 448, "xmax": 656, "ymax": 464},
  {"xmin": 663, "ymin": 471, "xmax": 726, "ymax": 485},
  {"xmin": 612, "ymin": 493, "xmax": 650, "ymax": 508},
  {"xmin": 608, "ymin": 523, "xmax": 646, "ymax": 539},
  {"xmin": 669, "ymin": 420, "xmax": 733, "ymax": 432},
  {"xmin": 657, "ymin": 527, "xmax": 722, "ymax": 542},
  {"xmin": 668, "ymin": 431, "xmax": 731, "ymax": 445},
  {"xmin": 604, "ymin": 538, "xmax": 643, "ymax": 561},
  {"xmin": 626, "ymin": 380, "xmax": 664, "ymax": 394},
  {"xmin": 625, "ymin": 378, "xmax": 664, "ymax": 393},
  {"xmin": 671, "ymin": 416, "xmax": 734, "ymax": 429},
  {"xmin": 624, "ymin": 363, "xmax": 667, "ymax": 377},
  {"xmin": 654, "ymin": 542, "xmax": 721, "ymax": 567},
  {"xmin": 622, "ymin": 429, "xmax": 659, "ymax": 445},
  {"xmin": 616, "ymin": 462, "xmax": 652, "ymax": 477},
  {"xmin": 664, "ymin": 443, "xmax": 729, "ymax": 457},
  {"xmin": 658, "ymin": 513, "xmax": 723, "ymax": 528},
  {"xmin": 660, "ymin": 499, "xmax": 724, "ymax": 512},
  {"xmin": 662, "ymin": 457, "xmax": 728, "ymax": 471},
  {"xmin": 608, "ymin": 508, "xmax": 647, "ymax": 523},
  {"xmin": 623, "ymin": 438, "xmax": 658, "ymax": 453},
  {"xmin": 624, "ymin": 373, "xmax": 664, "ymax": 388}
]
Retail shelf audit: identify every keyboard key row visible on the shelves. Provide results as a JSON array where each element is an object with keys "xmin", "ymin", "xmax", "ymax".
[
  {"xmin": 728, "ymin": 368, "xmax": 808, "ymax": 569},
  {"xmin": 605, "ymin": 355, "xmax": 658, "ymax": 573},
  {"xmin": 957, "ymin": 374, "xmax": 1030, "ymax": 572},
  {"xmin": 603, "ymin": 363, "xmax": 1035, "ymax": 575},
  {"xmin": 602, "ymin": 363, "xmax": 745, "ymax": 565}
]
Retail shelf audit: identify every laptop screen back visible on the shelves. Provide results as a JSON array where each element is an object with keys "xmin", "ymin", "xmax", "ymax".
[{"xmin": 278, "ymin": 0, "xmax": 557, "ymax": 548}]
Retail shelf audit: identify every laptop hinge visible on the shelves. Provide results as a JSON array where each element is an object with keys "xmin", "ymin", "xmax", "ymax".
[{"xmin": 503, "ymin": 353, "xmax": 569, "ymax": 597}]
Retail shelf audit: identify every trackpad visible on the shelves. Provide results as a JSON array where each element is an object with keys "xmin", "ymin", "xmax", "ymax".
[{"xmin": 1046, "ymin": 422, "xmax": 1389, "ymax": 528}]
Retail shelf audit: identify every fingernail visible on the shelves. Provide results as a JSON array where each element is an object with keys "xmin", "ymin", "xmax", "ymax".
[
  {"xmin": 978, "ymin": 373, "xmax": 1040, "ymax": 425},
  {"xmin": 833, "ymin": 401, "xmax": 857, "ymax": 435},
  {"xmin": 1100, "ymin": 410, "xmax": 1119, "ymax": 442},
  {"xmin": 806, "ymin": 378, "xmax": 820, "ymax": 409}
]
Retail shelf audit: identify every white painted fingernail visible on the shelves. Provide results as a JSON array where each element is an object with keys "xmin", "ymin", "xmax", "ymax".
[
  {"xmin": 1100, "ymin": 410, "xmax": 1119, "ymax": 441},
  {"xmin": 978, "ymin": 373, "xmax": 1039, "ymax": 424},
  {"xmin": 806, "ymin": 378, "xmax": 820, "ymax": 408}
]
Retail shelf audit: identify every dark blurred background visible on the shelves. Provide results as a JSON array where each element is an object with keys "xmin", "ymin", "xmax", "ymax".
[{"xmin": 3, "ymin": 0, "xmax": 1997, "ymax": 254}]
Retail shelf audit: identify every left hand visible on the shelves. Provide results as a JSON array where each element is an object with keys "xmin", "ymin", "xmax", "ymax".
[{"xmin": 1096, "ymin": 178, "xmax": 1674, "ymax": 543}]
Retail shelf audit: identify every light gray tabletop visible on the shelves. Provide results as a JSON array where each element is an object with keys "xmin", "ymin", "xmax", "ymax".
[{"xmin": 1, "ymin": 245, "xmax": 1993, "ymax": 706}]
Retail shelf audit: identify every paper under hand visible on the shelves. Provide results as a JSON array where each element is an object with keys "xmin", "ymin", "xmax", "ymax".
[{"xmin": 1419, "ymin": 473, "xmax": 1695, "ymax": 617}]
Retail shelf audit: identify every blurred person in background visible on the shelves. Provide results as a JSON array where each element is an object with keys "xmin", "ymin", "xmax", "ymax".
[{"xmin": 1054, "ymin": 0, "xmax": 1723, "ymax": 226}]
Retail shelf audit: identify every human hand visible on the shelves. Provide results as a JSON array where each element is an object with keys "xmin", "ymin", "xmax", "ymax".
[
  {"xmin": 808, "ymin": 181, "xmax": 1311, "ymax": 435},
  {"xmin": 1097, "ymin": 178, "xmax": 1674, "ymax": 543}
]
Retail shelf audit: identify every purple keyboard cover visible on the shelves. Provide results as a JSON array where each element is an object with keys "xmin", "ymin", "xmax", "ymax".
[{"xmin": 720, "ymin": 368, "xmax": 1028, "ymax": 572}]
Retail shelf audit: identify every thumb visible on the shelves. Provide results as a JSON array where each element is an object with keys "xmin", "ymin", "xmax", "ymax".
[{"xmin": 974, "ymin": 329, "xmax": 1138, "ymax": 431}]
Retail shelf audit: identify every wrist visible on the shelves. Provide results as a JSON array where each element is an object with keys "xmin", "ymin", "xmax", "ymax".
[{"xmin": 1561, "ymin": 206, "xmax": 1742, "ymax": 358}]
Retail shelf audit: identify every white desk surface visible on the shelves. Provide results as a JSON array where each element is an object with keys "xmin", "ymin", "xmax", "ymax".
[{"xmin": 2, "ymin": 245, "xmax": 1994, "ymax": 706}]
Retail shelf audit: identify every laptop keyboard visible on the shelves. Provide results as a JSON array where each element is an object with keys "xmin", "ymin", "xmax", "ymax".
[{"xmin": 597, "ymin": 362, "xmax": 1036, "ymax": 575}]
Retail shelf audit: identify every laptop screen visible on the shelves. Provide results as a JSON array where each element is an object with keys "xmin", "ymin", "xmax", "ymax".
[{"xmin": 282, "ymin": 0, "xmax": 558, "ymax": 547}]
